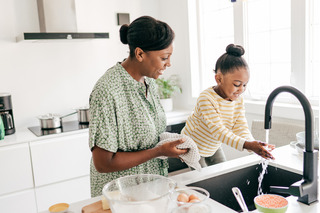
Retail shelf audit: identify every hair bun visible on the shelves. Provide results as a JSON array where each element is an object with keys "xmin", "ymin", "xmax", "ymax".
[
  {"xmin": 119, "ymin": 24, "xmax": 129, "ymax": 44},
  {"xmin": 226, "ymin": 44, "xmax": 245, "ymax": 57}
]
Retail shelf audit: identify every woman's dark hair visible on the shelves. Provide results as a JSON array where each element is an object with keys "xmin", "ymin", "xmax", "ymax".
[
  {"xmin": 119, "ymin": 16, "xmax": 175, "ymax": 57},
  {"xmin": 214, "ymin": 44, "xmax": 248, "ymax": 74}
]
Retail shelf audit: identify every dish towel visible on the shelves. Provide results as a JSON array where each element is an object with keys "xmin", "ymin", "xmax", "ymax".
[{"xmin": 156, "ymin": 132, "xmax": 201, "ymax": 171}]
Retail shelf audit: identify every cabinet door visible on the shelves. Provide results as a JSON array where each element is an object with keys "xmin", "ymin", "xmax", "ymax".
[
  {"xmin": 0, "ymin": 143, "xmax": 33, "ymax": 195},
  {"xmin": 0, "ymin": 189, "xmax": 37, "ymax": 213},
  {"xmin": 30, "ymin": 133, "xmax": 91, "ymax": 186},
  {"xmin": 35, "ymin": 175, "xmax": 90, "ymax": 212}
]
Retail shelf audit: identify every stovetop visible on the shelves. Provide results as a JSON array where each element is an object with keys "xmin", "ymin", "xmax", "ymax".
[{"xmin": 28, "ymin": 120, "xmax": 89, "ymax": 137}]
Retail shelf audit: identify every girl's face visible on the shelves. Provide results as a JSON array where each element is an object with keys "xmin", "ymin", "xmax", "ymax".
[
  {"xmin": 140, "ymin": 44, "xmax": 173, "ymax": 79},
  {"xmin": 215, "ymin": 67, "xmax": 249, "ymax": 101}
]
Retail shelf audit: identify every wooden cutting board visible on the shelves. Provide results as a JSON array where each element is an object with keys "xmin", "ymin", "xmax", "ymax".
[{"xmin": 81, "ymin": 200, "xmax": 111, "ymax": 213}]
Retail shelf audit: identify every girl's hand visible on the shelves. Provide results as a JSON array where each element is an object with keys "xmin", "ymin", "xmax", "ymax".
[
  {"xmin": 157, "ymin": 138, "xmax": 189, "ymax": 158},
  {"xmin": 244, "ymin": 141, "xmax": 275, "ymax": 160}
]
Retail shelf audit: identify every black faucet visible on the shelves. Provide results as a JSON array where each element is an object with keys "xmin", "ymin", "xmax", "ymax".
[{"xmin": 265, "ymin": 86, "xmax": 318, "ymax": 205}]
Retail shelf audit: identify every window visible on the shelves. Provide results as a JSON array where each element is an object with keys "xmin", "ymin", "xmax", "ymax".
[
  {"xmin": 198, "ymin": 0, "xmax": 234, "ymax": 88},
  {"xmin": 309, "ymin": 0, "xmax": 320, "ymax": 98},
  {"xmin": 195, "ymin": 0, "xmax": 319, "ymax": 105},
  {"xmin": 246, "ymin": 0, "xmax": 291, "ymax": 99}
]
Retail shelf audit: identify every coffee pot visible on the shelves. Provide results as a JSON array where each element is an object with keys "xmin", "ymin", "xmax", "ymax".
[{"xmin": 0, "ymin": 93, "xmax": 15, "ymax": 135}]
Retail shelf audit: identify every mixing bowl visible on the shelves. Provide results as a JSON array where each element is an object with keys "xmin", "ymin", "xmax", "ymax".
[
  {"xmin": 102, "ymin": 174, "xmax": 176, "ymax": 213},
  {"xmin": 254, "ymin": 194, "xmax": 288, "ymax": 213}
]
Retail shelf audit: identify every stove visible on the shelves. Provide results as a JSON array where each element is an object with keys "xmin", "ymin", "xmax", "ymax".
[{"xmin": 28, "ymin": 120, "xmax": 89, "ymax": 137}]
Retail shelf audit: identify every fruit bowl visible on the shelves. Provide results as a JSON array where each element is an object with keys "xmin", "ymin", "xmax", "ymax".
[{"xmin": 254, "ymin": 194, "xmax": 288, "ymax": 213}]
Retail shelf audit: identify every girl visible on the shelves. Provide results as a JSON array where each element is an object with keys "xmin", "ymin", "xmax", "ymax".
[{"xmin": 181, "ymin": 44, "xmax": 274, "ymax": 167}]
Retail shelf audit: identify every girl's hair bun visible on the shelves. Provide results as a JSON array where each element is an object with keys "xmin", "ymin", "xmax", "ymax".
[
  {"xmin": 226, "ymin": 44, "xmax": 245, "ymax": 57},
  {"xmin": 119, "ymin": 24, "xmax": 129, "ymax": 44}
]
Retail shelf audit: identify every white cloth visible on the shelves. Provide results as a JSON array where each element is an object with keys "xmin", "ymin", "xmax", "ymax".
[{"xmin": 156, "ymin": 132, "xmax": 201, "ymax": 171}]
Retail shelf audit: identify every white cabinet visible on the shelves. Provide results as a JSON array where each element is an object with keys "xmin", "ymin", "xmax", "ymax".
[
  {"xmin": 0, "ymin": 189, "xmax": 37, "ymax": 213},
  {"xmin": 0, "ymin": 143, "xmax": 33, "ymax": 195},
  {"xmin": 29, "ymin": 132, "xmax": 92, "ymax": 212},
  {"xmin": 35, "ymin": 176, "xmax": 90, "ymax": 212},
  {"xmin": 0, "ymin": 131, "xmax": 92, "ymax": 213},
  {"xmin": 30, "ymin": 133, "xmax": 91, "ymax": 186}
]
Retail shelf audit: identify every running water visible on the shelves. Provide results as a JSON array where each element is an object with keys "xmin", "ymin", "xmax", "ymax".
[
  {"xmin": 265, "ymin": 129, "xmax": 269, "ymax": 144},
  {"xmin": 257, "ymin": 129, "xmax": 271, "ymax": 196},
  {"xmin": 257, "ymin": 159, "xmax": 269, "ymax": 195}
]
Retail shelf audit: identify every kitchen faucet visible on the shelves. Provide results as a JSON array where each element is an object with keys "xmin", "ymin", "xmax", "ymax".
[{"xmin": 264, "ymin": 86, "xmax": 318, "ymax": 205}]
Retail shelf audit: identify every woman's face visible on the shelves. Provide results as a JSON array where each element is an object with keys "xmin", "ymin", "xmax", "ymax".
[
  {"xmin": 215, "ymin": 67, "xmax": 249, "ymax": 101},
  {"xmin": 141, "ymin": 44, "xmax": 173, "ymax": 79}
]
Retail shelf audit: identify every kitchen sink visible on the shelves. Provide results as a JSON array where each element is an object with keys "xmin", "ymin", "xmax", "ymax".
[{"xmin": 188, "ymin": 164, "xmax": 302, "ymax": 212}]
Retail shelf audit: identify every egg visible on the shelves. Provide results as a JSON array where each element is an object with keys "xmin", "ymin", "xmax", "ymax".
[
  {"xmin": 188, "ymin": 194, "xmax": 199, "ymax": 201},
  {"xmin": 177, "ymin": 193, "xmax": 189, "ymax": 203},
  {"xmin": 189, "ymin": 198, "xmax": 201, "ymax": 203}
]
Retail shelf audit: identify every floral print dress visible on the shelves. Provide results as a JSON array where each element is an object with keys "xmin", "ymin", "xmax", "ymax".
[{"xmin": 89, "ymin": 62, "xmax": 167, "ymax": 197}]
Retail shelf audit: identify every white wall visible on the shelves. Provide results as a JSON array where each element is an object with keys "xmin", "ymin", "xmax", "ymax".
[
  {"xmin": 157, "ymin": 0, "xmax": 196, "ymax": 111},
  {"xmin": 1, "ymin": 0, "xmax": 317, "ymax": 142},
  {"xmin": 0, "ymin": 0, "xmax": 165, "ymax": 128}
]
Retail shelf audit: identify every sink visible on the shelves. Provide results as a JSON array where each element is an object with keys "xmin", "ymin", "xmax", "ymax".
[{"xmin": 188, "ymin": 164, "xmax": 302, "ymax": 212}]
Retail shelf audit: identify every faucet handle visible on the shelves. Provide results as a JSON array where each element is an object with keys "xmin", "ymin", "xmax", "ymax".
[{"xmin": 270, "ymin": 180, "xmax": 303, "ymax": 197}]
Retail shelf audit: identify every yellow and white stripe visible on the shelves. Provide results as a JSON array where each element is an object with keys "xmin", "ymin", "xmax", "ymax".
[{"xmin": 181, "ymin": 87, "xmax": 254, "ymax": 157}]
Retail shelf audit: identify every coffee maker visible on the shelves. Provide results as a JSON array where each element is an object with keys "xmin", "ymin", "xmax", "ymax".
[{"xmin": 0, "ymin": 93, "xmax": 15, "ymax": 135}]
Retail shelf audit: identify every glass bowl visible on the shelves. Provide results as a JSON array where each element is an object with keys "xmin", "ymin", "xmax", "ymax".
[
  {"xmin": 171, "ymin": 186, "xmax": 209, "ymax": 206},
  {"xmin": 102, "ymin": 174, "xmax": 176, "ymax": 213}
]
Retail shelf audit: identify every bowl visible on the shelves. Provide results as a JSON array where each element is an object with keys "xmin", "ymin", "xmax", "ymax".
[
  {"xmin": 170, "ymin": 186, "xmax": 211, "ymax": 213},
  {"xmin": 290, "ymin": 141, "xmax": 304, "ymax": 155},
  {"xmin": 171, "ymin": 186, "xmax": 210, "ymax": 206},
  {"xmin": 254, "ymin": 194, "xmax": 288, "ymax": 213},
  {"xmin": 296, "ymin": 131, "xmax": 319, "ymax": 150},
  {"xmin": 48, "ymin": 203, "xmax": 69, "ymax": 213},
  {"xmin": 102, "ymin": 174, "xmax": 176, "ymax": 213},
  {"xmin": 296, "ymin": 131, "xmax": 305, "ymax": 145}
]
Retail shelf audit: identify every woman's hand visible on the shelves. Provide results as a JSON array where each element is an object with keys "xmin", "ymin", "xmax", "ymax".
[
  {"xmin": 92, "ymin": 138, "xmax": 188, "ymax": 173},
  {"xmin": 156, "ymin": 138, "xmax": 189, "ymax": 158},
  {"xmin": 243, "ymin": 140, "xmax": 275, "ymax": 160}
]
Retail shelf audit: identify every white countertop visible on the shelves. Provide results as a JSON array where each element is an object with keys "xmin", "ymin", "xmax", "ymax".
[
  {"xmin": 165, "ymin": 110, "xmax": 191, "ymax": 126},
  {"xmin": 39, "ymin": 145, "xmax": 319, "ymax": 213}
]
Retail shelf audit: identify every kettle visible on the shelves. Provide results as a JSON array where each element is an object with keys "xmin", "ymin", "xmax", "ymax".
[{"xmin": 0, "ymin": 116, "xmax": 4, "ymax": 140}]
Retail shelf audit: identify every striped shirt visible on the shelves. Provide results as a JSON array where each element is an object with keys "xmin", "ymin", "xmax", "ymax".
[{"xmin": 181, "ymin": 87, "xmax": 254, "ymax": 157}]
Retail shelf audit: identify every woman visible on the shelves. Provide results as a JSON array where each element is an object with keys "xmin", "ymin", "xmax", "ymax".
[
  {"xmin": 89, "ymin": 16, "xmax": 187, "ymax": 197},
  {"xmin": 182, "ymin": 44, "xmax": 274, "ymax": 167}
]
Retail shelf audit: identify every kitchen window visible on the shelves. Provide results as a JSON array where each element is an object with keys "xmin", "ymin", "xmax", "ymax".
[{"xmin": 193, "ymin": 0, "xmax": 319, "ymax": 106}]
